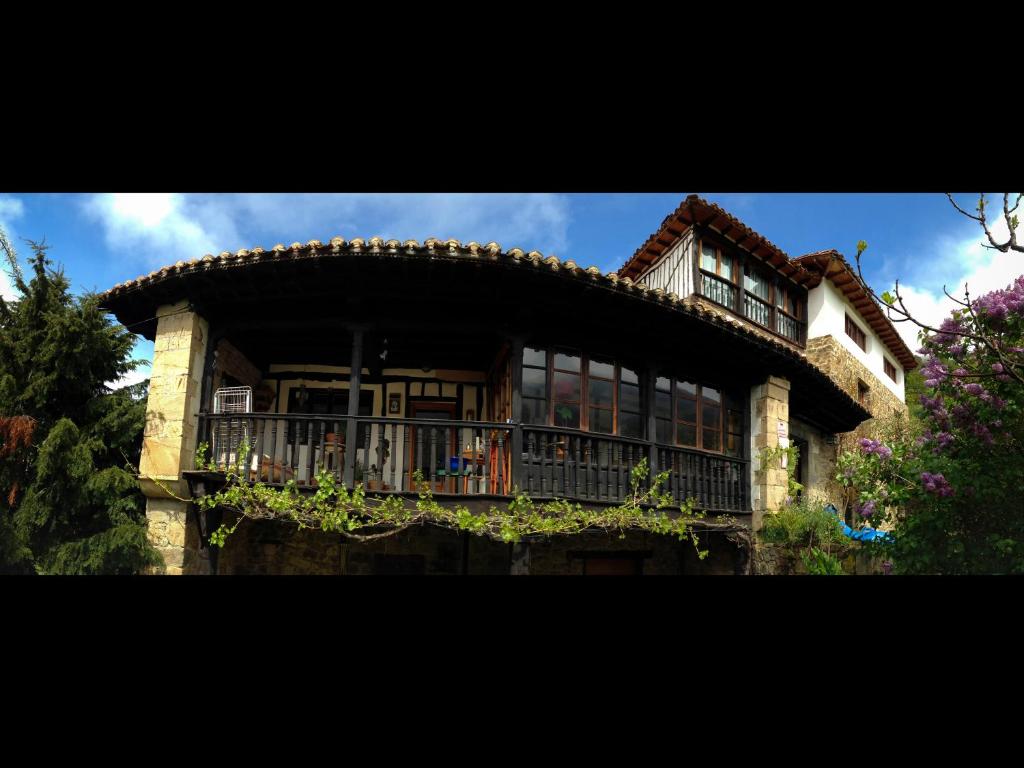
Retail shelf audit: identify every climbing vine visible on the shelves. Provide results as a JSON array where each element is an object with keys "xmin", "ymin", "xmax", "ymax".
[
  {"xmin": 759, "ymin": 443, "xmax": 803, "ymax": 502},
  {"xmin": 191, "ymin": 442, "xmax": 737, "ymax": 557}
]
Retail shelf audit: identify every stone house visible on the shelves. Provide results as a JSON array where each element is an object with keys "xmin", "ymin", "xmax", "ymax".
[{"xmin": 98, "ymin": 195, "xmax": 914, "ymax": 575}]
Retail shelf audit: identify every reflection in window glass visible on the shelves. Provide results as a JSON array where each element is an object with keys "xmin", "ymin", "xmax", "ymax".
[
  {"xmin": 523, "ymin": 347, "xmax": 546, "ymax": 367},
  {"xmin": 554, "ymin": 403, "xmax": 580, "ymax": 428},
  {"xmin": 589, "ymin": 359, "xmax": 615, "ymax": 379},
  {"xmin": 553, "ymin": 352, "xmax": 580, "ymax": 371},
  {"xmin": 701, "ymin": 243, "xmax": 717, "ymax": 272},
  {"xmin": 523, "ymin": 367, "xmax": 546, "ymax": 398},
  {"xmin": 589, "ymin": 407, "xmax": 613, "ymax": 434},
  {"xmin": 588, "ymin": 378, "xmax": 613, "ymax": 407},
  {"xmin": 677, "ymin": 423, "xmax": 697, "ymax": 447}
]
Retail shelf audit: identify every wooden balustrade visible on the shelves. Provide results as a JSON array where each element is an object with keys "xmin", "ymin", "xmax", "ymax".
[{"xmin": 199, "ymin": 413, "xmax": 750, "ymax": 511}]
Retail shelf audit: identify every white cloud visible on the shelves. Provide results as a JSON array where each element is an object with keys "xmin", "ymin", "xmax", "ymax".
[
  {"xmin": 0, "ymin": 194, "xmax": 26, "ymax": 300},
  {"xmin": 82, "ymin": 193, "xmax": 572, "ymax": 272},
  {"xmin": 887, "ymin": 204, "xmax": 1024, "ymax": 353},
  {"xmin": 83, "ymin": 193, "xmax": 235, "ymax": 268}
]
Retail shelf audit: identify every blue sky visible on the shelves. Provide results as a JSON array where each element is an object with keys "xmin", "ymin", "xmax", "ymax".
[{"xmin": 1, "ymin": 192, "xmax": 1020, "ymax": 386}]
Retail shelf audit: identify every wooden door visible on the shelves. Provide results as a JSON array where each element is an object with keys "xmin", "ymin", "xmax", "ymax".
[{"xmin": 409, "ymin": 401, "xmax": 457, "ymax": 492}]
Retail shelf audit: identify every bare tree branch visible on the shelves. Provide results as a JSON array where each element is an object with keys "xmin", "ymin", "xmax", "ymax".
[{"xmin": 946, "ymin": 192, "xmax": 1024, "ymax": 253}]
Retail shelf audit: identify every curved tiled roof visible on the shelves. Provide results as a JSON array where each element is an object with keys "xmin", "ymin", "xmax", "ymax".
[
  {"xmin": 99, "ymin": 235, "xmax": 870, "ymax": 426},
  {"xmin": 618, "ymin": 194, "xmax": 818, "ymax": 286}
]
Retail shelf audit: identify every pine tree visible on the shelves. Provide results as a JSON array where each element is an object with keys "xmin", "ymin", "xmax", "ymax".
[{"xmin": 0, "ymin": 228, "xmax": 161, "ymax": 574}]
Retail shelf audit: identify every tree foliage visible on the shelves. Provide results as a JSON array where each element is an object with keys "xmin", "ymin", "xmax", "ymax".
[
  {"xmin": 838, "ymin": 194, "xmax": 1024, "ymax": 573},
  {"xmin": 0, "ymin": 229, "xmax": 161, "ymax": 574}
]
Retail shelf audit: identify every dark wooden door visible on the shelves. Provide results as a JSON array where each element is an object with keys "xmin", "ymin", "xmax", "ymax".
[{"xmin": 410, "ymin": 401, "xmax": 457, "ymax": 492}]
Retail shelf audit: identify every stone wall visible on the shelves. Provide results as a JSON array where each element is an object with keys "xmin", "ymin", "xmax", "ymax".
[
  {"xmin": 210, "ymin": 518, "xmax": 745, "ymax": 575},
  {"xmin": 802, "ymin": 334, "xmax": 909, "ymax": 520},
  {"xmin": 138, "ymin": 301, "xmax": 209, "ymax": 575},
  {"xmin": 750, "ymin": 375, "xmax": 791, "ymax": 532},
  {"xmin": 806, "ymin": 335, "xmax": 907, "ymax": 422}
]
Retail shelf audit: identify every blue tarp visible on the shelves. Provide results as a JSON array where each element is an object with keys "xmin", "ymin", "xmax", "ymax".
[{"xmin": 824, "ymin": 503, "xmax": 893, "ymax": 543}]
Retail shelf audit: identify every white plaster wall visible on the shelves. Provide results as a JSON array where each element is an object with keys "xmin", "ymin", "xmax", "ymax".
[{"xmin": 807, "ymin": 280, "xmax": 905, "ymax": 401}]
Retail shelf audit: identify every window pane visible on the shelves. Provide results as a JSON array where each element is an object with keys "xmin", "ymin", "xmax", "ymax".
[
  {"xmin": 588, "ymin": 378, "xmax": 614, "ymax": 408},
  {"xmin": 677, "ymin": 423, "xmax": 697, "ymax": 447},
  {"xmin": 523, "ymin": 367, "xmax": 547, "ymax": 398},
  {"xmin": 702, "ymin": 386, "xmax": 721, "ymax": 403},
  {"xmin": 553, "ymin": 371, "xmax": 580, "ymax": 402},
  {"xmin": 726, "ymin": 432, "xmax": 741, "ymax": 458},
  {"xmin": 589, "ymin": 407, "xmax": 613, "ymax": 434},
  {"xmin": 703, "ymin": 428, "xmax": 721, "ymax": 451},
  {"xmin": 619, "ymin": 412, "xmax": 643, "ymax": 439},
  {"xmin": 620, "ymin": 366, "xmax": 639, "ymax": 385},
  {"xmin": 744, "ymin": 266, "xmax": 769, "ymax": 299},
  {"xmin": 720, "ymin": 255, "xmax": 733, "ymax": 282},
  {"xmin": 702, "ymin": 403, "xmax": 721, "ymax": 430},
  {"xmin": 553, "ymin": 352, "xmax": 580, "ymax": 372},
  {"xmin": 677, "ymin": 380, "xmax": 697, "ymax": 397},
  {"xmin": 677, "ymin": 397, "xmax": 696, "ymax": 423},
  {"xmin": 655, "ymin": 390, "xmax": 671, "ymax": 420},
  {"xmin": 589, "ymin": 359, "xmax": 614, "ymax": 379},
  {"xmin": 656, "ymin": 376, "xmax": 671, "ymax": 393},
  {"xmin": 523, "ymin": 347, "xmax": 546, "ymax": 367},
  {"xmin": 619, "ymin": 382, "xmax": 640, "ymax": 412},
  {"xmin": 523, "ymin": 397, "xmax": 547, "ymax": 425},
  {"xmin": 701, "ymin": 243, "xmax": 716, "ymax": 272},
  {"xmin": 656, "ymin": 418, "xmax": 672, "ymax": 445},
  {"xmin": 553, "ymin": 403, "xmax": 580, "ymax": 429},
  {"xmin": 789, "ymin": 295, "xmax": 799, "ymax": 317}
]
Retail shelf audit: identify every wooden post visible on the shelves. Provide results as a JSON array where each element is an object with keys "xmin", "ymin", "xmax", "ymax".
[
  {"xmin": 646, "ymin": 367, "xmax": 658, "ymax": 490},
  {"xmin": 509, "ymin": 336, "xmax": 524, "ymax": 492},
  {"xmin": 343, "ymin": 326, "xmax": 365, "ymax": 488}
]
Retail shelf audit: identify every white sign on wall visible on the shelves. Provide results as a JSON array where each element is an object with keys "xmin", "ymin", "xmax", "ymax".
[{"xmin": 777, "ymin": 421, "xmax": 789, "ymax": 468}]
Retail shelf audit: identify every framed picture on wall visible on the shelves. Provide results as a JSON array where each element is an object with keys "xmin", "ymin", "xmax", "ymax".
[{"xmin": 388, "ymin": 393, "xmax": 402, "ymax": 414}]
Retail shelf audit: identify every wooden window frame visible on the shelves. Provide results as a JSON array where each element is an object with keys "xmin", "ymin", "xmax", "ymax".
[
  {"xmin": 846, "ymin": 314, "xmax": 867, "ymax": 352},
  {"xmin": 857, "ymin": 379, "xmax": 870, "ymax": 406},
  {"xmin": 520, "ymin": 346, "xmax": 548, "ymax": 426},
  {"xmin": 699, "ymin": 234, "xmax": 807, "ymax": 347},
  {"xmin": 775, "ymin": 282, "xmax": 805, "ymax": 343},
  {"xmin": 527, "ymin": 347, "xmax": 645, "ymax": 439},
  {"xmin": 551, "ymin": 350, "xmax": 583, "ymax": 430},
  {"xmin": 653, "ymin": 376, "xmax": 726, "ymax": 454},
  {"xmin": 617, "ymin": 366, "xmax": 643, "ymax": 439},
  {"xmin": 883, "ymin": 357, "xmax": 898, "ymax": 382},
  {"xmin": 743, "ymin": 262, "xmax": 774, "ymax": 330},
  {"xmin": 699, "ymin": 240, "xmax": 738, "ymax": 282}
]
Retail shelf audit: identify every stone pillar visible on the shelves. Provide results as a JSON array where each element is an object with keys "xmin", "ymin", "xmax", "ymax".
[
  {"xmin": 750, "ymin": 375, "xmax": 790, "ymax": 532},
  {"xmin": 138, "ymin": 301, "xmax": 209, "ymax": 574}
]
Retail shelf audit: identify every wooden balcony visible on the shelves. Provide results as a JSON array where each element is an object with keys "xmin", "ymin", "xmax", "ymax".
[{"xmin": 197, "ymin": 413, "xmax": 750, "ymax": 513}]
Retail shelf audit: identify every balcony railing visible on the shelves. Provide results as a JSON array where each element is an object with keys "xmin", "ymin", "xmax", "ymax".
[
  {"xmin": 701, "ymin": 273, "xmax": 807, "ymax": 347},
  {"xmin": 198, "ymin": 413, "xmax": 750, "ymax": 512},
  {"xmin": 700, "ymin": 271, "xmax": 736, "ymax": 309}
]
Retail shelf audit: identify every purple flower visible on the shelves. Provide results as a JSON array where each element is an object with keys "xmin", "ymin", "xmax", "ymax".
[
  {"xmin": 964, "ymin": 383, "xmax": 984, "ymax": 396},
  {"xmin": 920, "ymin": 472, "xmax": 954, "ymax": 497},
  {"xmin": 992, "ymin": 362, "xmax": 1004, "ymax": 374}
]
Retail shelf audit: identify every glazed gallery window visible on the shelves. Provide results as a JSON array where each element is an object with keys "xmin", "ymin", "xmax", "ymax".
[
  {"xmin": 523, "ymin": 347, "xmax": 642, "ymax": 437},
  {"xmin": 654, "ymin": 377, "xmax": 736, "ymax": 454},
  {"xmin": 775, "ymin": 284, "xmax": 804, "ymax": 342},
  {"xmin": 699, "ymin": 241, "xmax": 737, "ymax": 308},
  {"xmin": 743, "ymin": 264, "xmax": 772, "ymax": 328}
]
